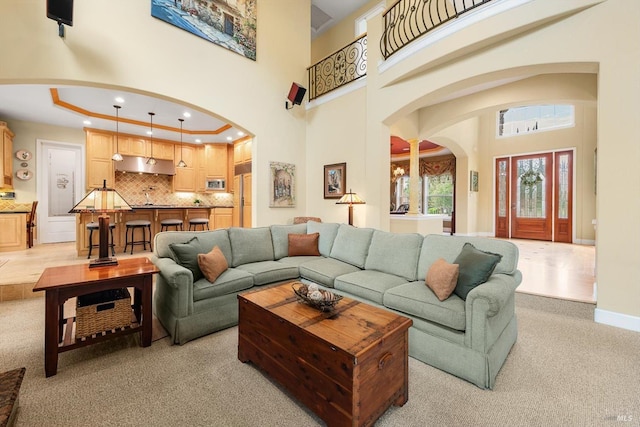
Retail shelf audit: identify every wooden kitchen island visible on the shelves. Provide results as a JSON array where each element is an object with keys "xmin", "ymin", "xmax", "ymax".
[{"xmin": 74, "ymin": 205, "xmax": 233, "ymax": 257}]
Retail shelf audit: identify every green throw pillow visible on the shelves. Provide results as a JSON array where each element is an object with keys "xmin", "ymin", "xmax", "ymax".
[
  {"xmin": 453, "ymin": 242, "xmax": 502, "ymax": 300},
  {"xmin": 169, "ymin": 236, "xmax": 204, "ymax": 282}
]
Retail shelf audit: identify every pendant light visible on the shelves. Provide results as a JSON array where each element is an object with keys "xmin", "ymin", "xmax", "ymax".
[
  {"xmin": 177, "ymin": 118, "xmax": 187, "ymax": 168},
  {"xmin": 111, "ymin": 105, "xmax": 123, "ymax": 161},
  {"xmin": 146, "ymin": 112, "xmax": 157, "ymax": 165}
]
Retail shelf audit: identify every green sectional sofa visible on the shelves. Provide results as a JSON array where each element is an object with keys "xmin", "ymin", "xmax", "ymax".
[{"xmin": 152, "ymin": 222, "xmax": 521, "ymax": 389}]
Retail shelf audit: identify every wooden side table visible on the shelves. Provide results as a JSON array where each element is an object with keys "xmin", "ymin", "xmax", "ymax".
[{"xmin": 33, "ymin": 258, "xmax": 159, "ymax": 377}]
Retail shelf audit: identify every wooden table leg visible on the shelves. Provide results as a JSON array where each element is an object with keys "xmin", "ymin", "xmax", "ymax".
[
  {"xmin": 140, "ymin": 275, "xmax": 152, "ymax": 347},
  {"xmin": 44, "ymin": 290, "xmax": 60, "ymax": 377}
]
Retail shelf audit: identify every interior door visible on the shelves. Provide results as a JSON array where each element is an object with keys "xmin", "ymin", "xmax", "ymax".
[
  {"xmin": 37, "ymin": 140, "xmax": 83, "ymax": 243},
  {"xmin": 510, "ymin": 153, "xmax": 553, "ymax": 241}
]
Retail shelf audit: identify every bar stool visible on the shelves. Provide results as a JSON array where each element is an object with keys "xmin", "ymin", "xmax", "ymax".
[
  {"xmin": 188, "ymin": 218, "xmax": 209, "ymax": 231},
  {"xmin": 124, "ymin": 220, "xmax": 152, "ymax": 254},
  {"xmin": 87, "ymin": 222, "xmax": 116, "ymax": 259},
  {"xmin": 160, "ymin": 219, "xmax": 183, "ymax": 231}
]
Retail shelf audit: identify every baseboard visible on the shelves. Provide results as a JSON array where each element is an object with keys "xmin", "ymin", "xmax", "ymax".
[{"xmin": 594, "ymin": 308, "xmax": 640, "ymax": 332}]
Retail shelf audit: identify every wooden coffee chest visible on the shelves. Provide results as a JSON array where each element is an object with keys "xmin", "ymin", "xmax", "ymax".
[{"xmin": 238, "ymin": 282, "xmax": 413, "ymax": 427}]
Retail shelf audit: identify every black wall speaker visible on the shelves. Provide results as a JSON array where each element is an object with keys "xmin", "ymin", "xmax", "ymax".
[{"xmin": 287, "ymin": 82, "xmax": 307, "ymax": 106}]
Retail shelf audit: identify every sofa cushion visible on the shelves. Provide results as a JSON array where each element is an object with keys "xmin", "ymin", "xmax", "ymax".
[
  {"xmin": 277, "ymin": 256, "xmax": 323, "ymax": 267},
  {"xmin": 155, "ymin": 230, "xmax": 231, "ymax": 264},
  {"xmin": 192, "ymin": 268, "xmax": 254, "ymax": 302},
  {"xmin": 383, "ymin": 281, "xmax": 466, "ymax": 331},
  {"xmin": 288, "ymin": 233, "xmax": 320, "ymax": 256},
  {"xmin": 228, "ymin": 227, "xmax": 274, "ymax": 267},
  {"xmin": 299, "ymin": 257, "xmax": 361, "ymax": 288},
  {"xmin": 329, "ymin": 224, "xmax": 374, "ymax": 268},
  {"xmin": 364, "ymin": 230, "xmax": 422, "ymax": 281},
  {"xmin": 453, "ymin": 243, "xmax": 502, "ymax": 300},
  {"xmin": 417, "ymin": 234, "xmax": 519, "ymax": 280},
  {"xmin": 425, "ymin": 258, "xmax": 459, "ymax": 301},
  {"xmin": 270, "ymin": 223, "xmax": 307, "ymax": 259},
  {"xmin": 168, "ymin": 236, "xmax": 204, "ymax": 282},
  {"xmin": 197, "ymin": 246, "xmax": 228, "ymax": 283},
  {"xmin": 235, "ymin": 261, "xmax": 300, "ymax": 285},
  {"xmin": 334, "ymin": 270, "xmax": 408, "ymax": 305},
  {"xmin": 306, "ymin": 221, "xmax": 340, "ymax": 257}
]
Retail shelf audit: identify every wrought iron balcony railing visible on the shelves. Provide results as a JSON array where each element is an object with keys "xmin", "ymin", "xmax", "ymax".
[
  {"xmin": 307, "ymin": 34, "xmax": 367, "ymax": 101},
  {"xmin": 380, "ymin": 0, "xmax": 494, "ymax": 59}
]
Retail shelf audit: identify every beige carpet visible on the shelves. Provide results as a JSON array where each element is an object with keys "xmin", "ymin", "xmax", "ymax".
[{"xmin": 1, "ymin": 294, "xmax": 638, "ymax": 426}]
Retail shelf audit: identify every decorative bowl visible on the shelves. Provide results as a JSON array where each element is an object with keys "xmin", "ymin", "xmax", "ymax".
[{"xmin": 292, "ymin": 282, "xmax": 343, "ymax": 312}]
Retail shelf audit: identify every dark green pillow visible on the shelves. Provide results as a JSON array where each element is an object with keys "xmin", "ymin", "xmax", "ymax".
[
  {"xmin": 453, "ymin": 242, "xmax": 502, "ymax": 300},
  {"xmin": 169, "ymin": 236, "xmax": 204, "ymax": 282}
]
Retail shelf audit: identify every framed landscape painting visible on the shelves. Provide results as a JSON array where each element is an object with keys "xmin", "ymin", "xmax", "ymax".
[
  {"xmin": 270, "ymin": 162, "xmax": 295, "ymax": 208},
  {"xmin": 151, "ymin": 0, "xmax": 257, "ymax": 60},
  {"xmin": 324, "ymin": 163, "xmax": 346, "ymax": 199}
]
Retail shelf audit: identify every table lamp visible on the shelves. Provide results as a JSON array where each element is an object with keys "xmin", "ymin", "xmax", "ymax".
[
  {"xmin": 69, "ymin": 180, "xmax": 132, "ymax": 268},
  {"xmin": 336, "ymin": 189, "xmax": 365, "ymax": 226}
]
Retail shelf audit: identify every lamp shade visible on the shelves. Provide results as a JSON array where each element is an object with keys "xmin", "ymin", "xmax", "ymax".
[
  {"xmin": 336, "ymin": 190, "xmax": 365, "ymax": 205},
  {"xmin": 69, "ymin": 181, "xmax": 132, "ymax": 213}
]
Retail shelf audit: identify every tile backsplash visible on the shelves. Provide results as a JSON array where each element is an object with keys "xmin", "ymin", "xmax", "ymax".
[{"xmin": 115, "ymin": 172, "xmax": 233, "ymax": 206}]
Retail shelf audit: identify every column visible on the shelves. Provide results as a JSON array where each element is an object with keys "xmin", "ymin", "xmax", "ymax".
[{"xmin": 407, "ymin": 138, "xmax": 420, "ymax": 215}]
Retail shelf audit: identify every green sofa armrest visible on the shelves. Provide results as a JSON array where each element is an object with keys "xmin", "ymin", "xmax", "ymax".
[
  {"xmin": 464, "ymin": 273, "xmax": 520, "ymax": 352},
  {"xmin": 465, "ymin": 273, "xmax": 519, "ymax": 317},
  {"xmin": 153, "ymin": 256, "xmax": 194, "ymax": 289}
]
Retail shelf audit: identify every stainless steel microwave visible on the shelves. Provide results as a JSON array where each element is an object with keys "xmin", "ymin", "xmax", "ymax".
[{"xmin": 206, "ymin": 178, "xmax": 226, "ymax": 191}]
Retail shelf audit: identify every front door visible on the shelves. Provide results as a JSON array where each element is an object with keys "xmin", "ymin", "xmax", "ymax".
[
  {"xmin": 37, "ymin": 140, "xmax": 84, "ymax": 243},
  {"xmin": 495, "ymin": 151, "xmax": 573, "ymax": 242},
  {"xmin": 511, "ymin": 153, "xmax": 553, "ymax": 241}
]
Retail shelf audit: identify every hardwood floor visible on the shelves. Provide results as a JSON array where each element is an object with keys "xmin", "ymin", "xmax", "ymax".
[{"xmin": 0, "ymin": 238, "xmax": 596, "ymax": 304}]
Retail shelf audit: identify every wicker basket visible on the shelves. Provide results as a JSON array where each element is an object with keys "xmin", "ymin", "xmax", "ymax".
[{"xmin": 75, "ymin": 288, "xmax": 132, "ymax": 339}]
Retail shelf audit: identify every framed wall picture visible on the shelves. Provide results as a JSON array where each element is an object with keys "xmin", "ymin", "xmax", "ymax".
[
  {"xmin": 269, "ymin": 161, "xmax": 295, "ymax": 207},
  {"xmin": 470, "ymin": 170, "xmax": 479, "ymax": 192},
  {"xmin": 324, "ymin": 163, "xmax": 346, "ymax": 199},
  {"xmin": 151, "ymin": 0, "xmax": 257, "ymax": 61}
]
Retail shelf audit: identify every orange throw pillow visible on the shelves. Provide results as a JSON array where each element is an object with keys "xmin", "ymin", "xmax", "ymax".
[
  {"xmin": 197, "ymin": 246, "xmax": 228, "ymax": 283},
  {"xmin": 425, "ymin": 258, "xmax": 459, "ymax": 301},
  {"xmin": 288, "ymin": 233, "xmax": 321, "ymax": 257}
]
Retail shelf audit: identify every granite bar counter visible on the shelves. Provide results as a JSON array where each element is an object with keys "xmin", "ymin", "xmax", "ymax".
[{"xmin": 75, "ymin": 205, "xmax": 233, "ymax": 257}]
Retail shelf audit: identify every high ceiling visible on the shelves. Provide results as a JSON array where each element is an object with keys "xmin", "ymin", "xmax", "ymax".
[{"xmin": 0, "ymin": 1, "xmax": 372, "ymax": 145}]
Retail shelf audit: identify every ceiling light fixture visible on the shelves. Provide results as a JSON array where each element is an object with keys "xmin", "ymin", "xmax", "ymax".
[
  {"xmin": 146, "ymin": 112, "xmax": 157, "ymax": 165},
  {"xmin": 111, "ymin": 105, "xmax": 123, "ymax": 162},
  {"xmin": 183, "ymin": 112, "xmax": 191, "ymax": 118},
  {"xmin": 115, "ymin": 96, "xmax": 125, "ymax": 103},
  {"xmin": 177, "ymin": 118, "xmax": 187, "ymax": 168}
]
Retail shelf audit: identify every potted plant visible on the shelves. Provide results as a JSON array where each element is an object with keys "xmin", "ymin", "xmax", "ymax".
[{"xmin": 194, "ymin": 198, "xmax": 201, "ymax": 206}]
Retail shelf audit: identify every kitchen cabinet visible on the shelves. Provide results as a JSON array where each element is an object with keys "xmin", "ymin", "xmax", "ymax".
[
  {"xmin": 0, "ymin": 213, "xmax": 26, "ymax": 252},
  {"xmin": 118, "ymin": 136, "xmax": 148, "ymax": 157},
  {"xmin": 234, "ymin": 138, "xmax": 252, "ymax": 165},
  {"xmin": 196, "ymin": 145, "xmax": 207, "ymax": 193},
  {"xmin": 1, "ymin": 122, "xmax": 14, "ymax": 189},
  {"xmin": 151, "ymin": 141, "xmax": 174, "ymax": 161},
  {"xmin": 227, "ymin": 145, "xmax": 234, "ymax": 192},
  {"xmin": 86, "ymin": 130, "xmax": 114, "ymax": 189},
  {"xmin": 212, "ymin": 208, "xmax": 233, "ymax": 229},
  {"xmin": 173, "ymin": 144, "xmax": 197, "ymax": 192},
  {"xmin": 205, "ymin": 144, "xmax": 227, "ymax": 178}
]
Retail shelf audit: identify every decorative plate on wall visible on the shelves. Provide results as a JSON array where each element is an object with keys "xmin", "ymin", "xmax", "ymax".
[
  {"xmin": 15, "ymin": 149, "xmax": 32, "ymax": 161},
  {"xmin": 16, "ymin": 169, "xmax": 33, "ymax": 181}
]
